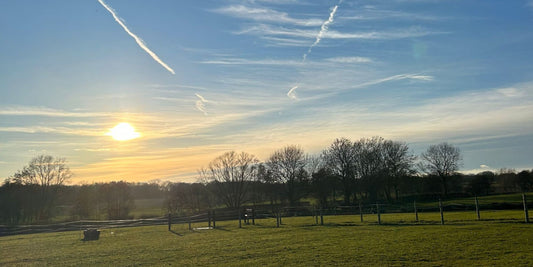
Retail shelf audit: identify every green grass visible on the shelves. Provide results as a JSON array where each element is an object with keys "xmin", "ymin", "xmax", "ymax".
[
  {"xmin": 1, "ymin": 210, "xmax": 532, "ymax": 266},
  {"xmin": 130, "ymin": 198, "xmax": 166, "ymax": 219},
  {"xmin": 418, "ymin": 192, "xmax": 533, "ymax": 208}
]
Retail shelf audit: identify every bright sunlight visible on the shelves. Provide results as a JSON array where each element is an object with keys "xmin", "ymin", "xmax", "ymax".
[{"xmin": 106, "ymin": 122, "xmax": 141, "ymax": 141}]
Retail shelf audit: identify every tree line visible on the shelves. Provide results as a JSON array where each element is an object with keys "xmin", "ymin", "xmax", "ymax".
[{"xmin": 1, "ymin": 137, "xmax": 532, "ymax": 225}]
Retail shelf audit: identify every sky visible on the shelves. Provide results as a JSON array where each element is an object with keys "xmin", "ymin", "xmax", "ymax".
[{"xmin": 1, "ymin": 0, "xmax": 533, "ymax": 184}]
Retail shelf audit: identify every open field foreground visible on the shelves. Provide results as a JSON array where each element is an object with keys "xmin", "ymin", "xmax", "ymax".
[{"xmin": 1, "ymin": 211, "xmax": 532, "ymax": 266}]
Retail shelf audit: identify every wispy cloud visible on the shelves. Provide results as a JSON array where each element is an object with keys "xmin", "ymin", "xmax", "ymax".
[
  {"xmin": 247, "ymin": 0, "xmax": 302, "ymax": 4},
  {"xmin": 213, "ymin": 5, "xmax": 323, "ymax": 26},
  {"xmin": 0, "ymin": 106, "xmax": 107, "ymax": 117},
  {"xmin": 287, "ymin": 85, "xmax": 299, "ymax": 100},
  {"xmin": 74, "ymin": 148, "xmax": 112, "ymax": 152},
  {"xmin": 97, "ymin": 0, "xmax": 175, "ymax": 75},
  {"xmin": 200, "ymin": 56, "xmax": 373, "ymax": 66},
  {"xmin": 0, "ymin": 126, "xmax": 101, "ymax": 136},
  {"xmin": 303, "ymin": 4, "xmax": 339, "ymax": 61},
  {"xmin": 341, "ymin": 8, "xmax": 444, "ymax": 21},
  {"xmin": 195, "ymin": 93, "xmax": 210, "ymax": 116},
  {"xmin": 350, "ymin": 73, "xmax": 434, "ymax": 89},
  {"xmin": 325, "ymin": 57, "xmax": 373, "ymax": 63},
  {"xmin": 237, "ymin": 25, "xmax": 445, "ymax": 46},
  {"xmin": 199, "ymin": 58, "xmax": 303, "ymax": 66}
]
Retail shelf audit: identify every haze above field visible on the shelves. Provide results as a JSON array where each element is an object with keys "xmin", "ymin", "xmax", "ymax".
[{"xmin": 1, "ymin": 0, "xmax": 533, "ymax": 183}]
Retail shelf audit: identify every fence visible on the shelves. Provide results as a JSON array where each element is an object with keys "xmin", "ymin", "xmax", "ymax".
[
  {"xmin": 2, "ymin": 194, "xmax": 531, "ymax": 236},
  {"xmin": 0, "ymin": 217, "xmax": 167, "ymax": 236}
]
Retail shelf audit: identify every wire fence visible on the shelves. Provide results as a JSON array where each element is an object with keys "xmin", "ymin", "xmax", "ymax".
[{"xmin": 1, "ymin": 194, "xmax": 531, "ymax": 236}]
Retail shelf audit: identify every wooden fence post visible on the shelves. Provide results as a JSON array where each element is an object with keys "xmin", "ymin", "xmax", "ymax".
[
  {"xmin": 320, "ymin": 208, "xmax": 324, "ymax": 225},
  {"xmin": 276, "ymin": 211, "xmax": 280, "ymax": 228},
  {"xmin": 168, "ymin": 213, "xmax": 171, "ymax": 231},
  {"xmin": 188, "ymin": 216, "xmax": 192, "ymax": 231},
  {"xmin": 359, "ymin": 202, "xmax": 364, "ymax": 223},
  {"xmin": 238, "ymin": 208, "xmax": 242, "ymax": 228},
  {"xmin": 315, "ymin": 208, "xmax": 318, "ymax": 225},
  {"xmin": 208, "ymin": 211, "xmax": 212, "ymax": 228},
  {"xmin": 376, "ymin": 203, "xmax": 381, "ymax": 225},
  {"xmin": 522, "ymin": 193, "xmax": 529, "ymax": 223},
  {"xmin": 439, "ymin": 198, "xmax": 444, "ymax": 225},
  {"xmin": 475, "ymin": 196, "xmax": 480, "ymax": 220},
  {"xmin": 212, "ymin": 211, "xmax": 216, "ymax": 229},
  {"xmin": 252, "ymin": 208, "xmax": 255, "ymax": 225},
  {"xmin": 414, "ymin": 201, "xmax": 419, "ymax": 222}
]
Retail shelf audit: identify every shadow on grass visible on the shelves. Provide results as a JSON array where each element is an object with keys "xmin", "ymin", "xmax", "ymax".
[
  {"xmin": 212, "ymin": 226, "xmax": 231, "ymax": 232},
  {"xmin": 168, "ymin": 230, "xmax": 183, "ymax": 236}
]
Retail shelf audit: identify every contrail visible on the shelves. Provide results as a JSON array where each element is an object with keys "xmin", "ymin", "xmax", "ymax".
[
  {"xmin": 97, "ymin": 0, "xmax": 175, "ymax": 75},
  {"xmin": 302, "ymin": 2, "xmax": 340, "ymax": 62},
  {"xmin": 195, "ymin": 93, "xmax": 209, "ymax": 103},
  {"xmin": 287, "ymin": 85, "xmax": 299, "ymax": 100},
  {"xmin": 288, "ymin": 1, "xmax": 342, "ymax": 99},
  {"xmin": 195, "ymin": 94, "xmax": 209, "ymax": 115}
]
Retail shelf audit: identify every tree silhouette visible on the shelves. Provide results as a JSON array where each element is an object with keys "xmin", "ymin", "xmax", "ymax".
[
  {"xmin": 200, "ymin": 151, "xmax": 258, "ymax": 209},
  {"xmin": 323, "ymin": 138, "xmax": 357, "ymax": 205},
  {"xmin": 267, "ymin": 145, "xmax": 307, "ymax": 206},
  {"xmin": 420, "ymin": 142, "xmax": 462, "ymax": 196},
  {"xmin": 11, "ymin": 155, "xmax": 72, "ymax": 220}
]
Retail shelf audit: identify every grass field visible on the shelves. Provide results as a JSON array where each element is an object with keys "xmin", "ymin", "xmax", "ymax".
[
  {"xmin": 418, "ymin": 192, "xmax": 533, "ymax": 208},
  {"xmin": 1, "ymin": 210, "xmax": 532, "ymax": 266}
]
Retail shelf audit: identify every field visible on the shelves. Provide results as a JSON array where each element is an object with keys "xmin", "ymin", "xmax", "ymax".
[{"xmin": 1, "ymin": 210, "xmax": 532, "ymax": 266}]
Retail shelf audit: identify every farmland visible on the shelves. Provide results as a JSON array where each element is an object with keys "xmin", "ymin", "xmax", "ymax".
[{"xmin": 1, "ymin": 210, "xmax": 532, "ymax": 266}]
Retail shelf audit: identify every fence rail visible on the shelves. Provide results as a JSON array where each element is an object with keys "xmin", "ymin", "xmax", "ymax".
[
  {"xmin": 2, "ymin": 194, "xmax": 531, "ymax": 236},
  {"xmin": 0, "ymin": 217, "xmax": 168, "ymax": 236}
]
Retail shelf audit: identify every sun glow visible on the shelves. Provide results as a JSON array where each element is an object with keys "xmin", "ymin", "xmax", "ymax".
[{"xmin": 106, "ymin": 122, "xmax": 141, "ymax": 141}]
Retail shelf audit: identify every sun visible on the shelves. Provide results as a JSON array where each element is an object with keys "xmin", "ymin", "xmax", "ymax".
[{"xmin": 106, "ymin": 122, "xmax": 141, "ymax": 141}]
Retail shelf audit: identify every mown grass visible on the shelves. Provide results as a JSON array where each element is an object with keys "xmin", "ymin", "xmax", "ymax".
[
  {"xmin": 1, "ymin": 210, "xmax": 532, "ymax": 266},
  {"xmin": 418, "ymin": 192, "xmax": 533, "ymax": 208},
  {"xmin": 130, "ymin": 198, "xmax": 166, "ymax": 219}
]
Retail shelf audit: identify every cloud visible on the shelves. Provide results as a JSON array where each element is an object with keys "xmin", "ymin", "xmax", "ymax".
[
  {"xmin": 287, "ymin": 85, "xmax": 299, "ymax": 100},
  {"xmin": 237, "ymin": 25, "xmax": 445, "ymax": 46},
  {"xmin": 74, "ymin": 148, "xmax": 112, "ymax": 152},
  {"xmin": 97, "ymin": 0, "xmax": 175, "ymax": 75},
  {"xmin": 325, "ymin": 57, "xmax": 373, "ymax": 63},
  {"xmin": 247, "ymin": 0, "xmax": 302, "ymax": 4},
  {"xmin": 0, "ymin": 106, "xmax": 107, "ymax": 117},
  {"xmin": 341, "ymin": 9, "xmax": 443, "ymax": 21},
  {"xmin": 261, "ymin": 36, "xmax": 311, "ymax": 47},
  {"xmin": 200, "ymin": 56, "xmax": 374, "ymax": 66},
  {"xmin": 195, "ymin": 93, "xmax": 210, "ymax": 116},
  {"xmin": 199, "ymin": 58, "xmax": 304, "ymax": 66},
  {"xmin": 0, "ymin": 126, "xmax": 101, "ymax": 136},
  {"xmin": 346, "ymin": 73, "xmax": 434, "ymax": 90},
  {"xmin": 213, "ymin": 5, "xmax": 323, "ymax": 26},
  {"xmin": 303, "ymin": 4, "xmax": 339, "ymax": 61},
  {"xmin": 496, "ymin": 88, "xmax": 523, "ymax": 98}
]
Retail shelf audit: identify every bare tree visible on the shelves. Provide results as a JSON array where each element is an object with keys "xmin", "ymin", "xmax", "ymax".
[
  {"xmin": 381, "ymin": 140, "xmax": 416, "ymax": 200},
  {"xmin": 100, "ymin": 181, "xmax": 134, "ymax": 220},
  {"xmin": 267, "ymin": 145, "xmax": 307, "ymax": 206},
  {"xmin": 13, "ymin": 155, "xmax": 72, "ymax": 186},
  {"xmin": 11, "ymin": 155, "xmax": 72, "ymax": 220},
  {"xmin": 355, "ymin": 137, "xmax": 387, "ymax": 202},
  {"xmin": 323, "ymin": 138, "xmax": 357, "ymax": 205},
  {"xmin": 420, "ymin": 142, "xmax": 462, "ymax": 196},
  {"xmin": 200, "ymin": 151, "xmax": 259, "ymax": 209}
]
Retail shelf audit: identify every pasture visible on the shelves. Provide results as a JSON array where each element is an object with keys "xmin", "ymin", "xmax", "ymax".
[{"xmin": 1, "ymin": 210, "xmax": 532, "ymax": 266}]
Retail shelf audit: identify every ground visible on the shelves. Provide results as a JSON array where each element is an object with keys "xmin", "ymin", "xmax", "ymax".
[{"xmin": 1, "ymin": 210, "xmax": 532, "ymax": 266}]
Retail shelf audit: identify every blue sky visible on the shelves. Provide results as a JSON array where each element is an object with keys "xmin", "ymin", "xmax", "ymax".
[{"xmin": 1, "ymin": 0, "xmax": 533, "ymax": 183}]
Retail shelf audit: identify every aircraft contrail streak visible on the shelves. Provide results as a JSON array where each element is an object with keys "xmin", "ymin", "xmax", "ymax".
[{"xmin": 98, "ymin": 0, "xmax": 175, "ymax": 75}]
